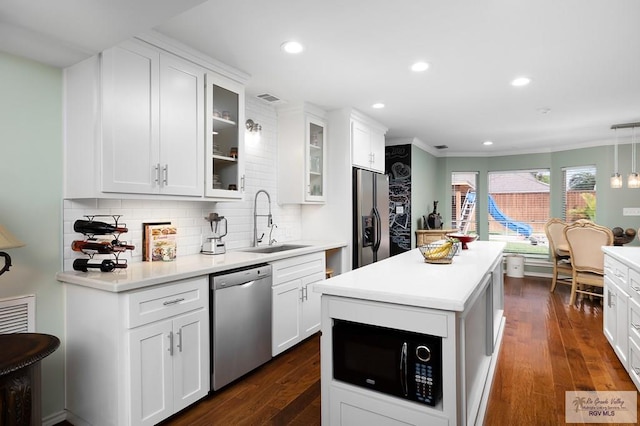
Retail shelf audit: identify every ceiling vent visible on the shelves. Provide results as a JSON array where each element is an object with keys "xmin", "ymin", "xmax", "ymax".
[
  {"xmin": 256, "ymin": 93, "xmax": 285, "ymax": 105},
  {"xmin": 434, "ymin": 145, "xmax": 449, "ymax": 150}
]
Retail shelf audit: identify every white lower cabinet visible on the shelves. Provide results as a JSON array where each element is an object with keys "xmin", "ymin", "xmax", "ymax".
[
  {"xmin": 329, "ymin": 384, "xmax": 449, "ymax": 426},
  {"xmin": 271, "ymin": 252, "xmax": 326, "ymax": 356},
  {"xmin": 604, "ymin": 255, "xmax": 630, "ymax": 370},
  {"xmin": 603, "ymin": 250, "xmax": 640, "ymax": 392},
  {"xmin": 65, "ymin": 276, "xmax": 209, "ymax": 426},
  {"xmin": 129, "ymin": 308, "xmax": 208, "ymax": 425}
]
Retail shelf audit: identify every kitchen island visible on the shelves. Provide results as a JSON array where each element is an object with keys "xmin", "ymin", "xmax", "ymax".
[{"xmin": 314, "ymin": 241, "xmax": 505, "ymax": 426}]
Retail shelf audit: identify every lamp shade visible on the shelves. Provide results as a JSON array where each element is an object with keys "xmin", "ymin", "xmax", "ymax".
[{"xmin": 0, "ymin": 225, "xmax": 25, "ymax": 250}]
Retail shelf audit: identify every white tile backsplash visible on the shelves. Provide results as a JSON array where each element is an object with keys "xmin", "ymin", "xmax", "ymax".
[{"xmin": 62, "ymin": 97, "xmax": 302, "ymax": 271}]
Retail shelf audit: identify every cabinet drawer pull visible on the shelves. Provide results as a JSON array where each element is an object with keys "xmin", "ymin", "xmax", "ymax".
[
  {"xmin": 633, "ymin": 366, "xmax": 640, "ymax": 375},
  {"xmin": 163, "ymin": 297, "xmax": 185, "ymax": 306}
]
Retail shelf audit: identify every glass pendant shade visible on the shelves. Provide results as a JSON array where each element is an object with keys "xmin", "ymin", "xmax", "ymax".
[
  {"xmin": 611, "ymin": 129, "xmax": 622, "ymax": 188},
  {"xmin": 611, "ymin": 173, "xmax": 623, "ymax": 188},
  {"xmin": 629, "ymin": 128, "xmax": 639, "ymax": 188}
]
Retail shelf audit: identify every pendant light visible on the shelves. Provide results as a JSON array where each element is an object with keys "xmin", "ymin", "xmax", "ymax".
[
  {"xmin": 628, "ymin": 126, "xmax": 639, "ymax": 188},
  {"xmin": 611, "ymin": 128, "xmax": 622, "ymax": 188}
]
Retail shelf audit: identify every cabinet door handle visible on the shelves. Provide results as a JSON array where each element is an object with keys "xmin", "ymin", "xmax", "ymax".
[
  {"xmin": 163, "ymin": 298, "xmax": 185, "ymax": 306},
  {"xmin": 633, "ymin": 366, "xmax": 640, "ymax": 375},
  {"xmin": 154, "ymin": 163, "xmax": 161, "ymax": 185},
  {"xmin": 163, "ymin": 164, "xmax": 168, "ymax": 185},
  {"xmin": 241, "ymin": 175, "xmax": 245, "ymax": 192},
  {"xmin": 168, "ymin": 331, "xmax": 174, "ymax": 356},
  {"xmin": 177, "ymin": 329, "xmax": 183, "ymax": 352},
  {"xmin": 631, "ymin": 322, "xmax": 640, "ymax": 330},
  {"xmin": 299, "ymin": 288, "xmax": 304, "ymax": 302}
]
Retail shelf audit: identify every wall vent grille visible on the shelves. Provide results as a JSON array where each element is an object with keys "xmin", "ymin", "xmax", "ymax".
[
  {"xmin": 256, "ymin": 93, "xmax": 285, "ymax": 104},
  {"xmin": 0, "ymin": 295, "xmax": 35, "ymax": 333}
]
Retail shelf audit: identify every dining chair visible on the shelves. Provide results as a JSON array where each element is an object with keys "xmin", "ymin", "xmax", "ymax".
[
  {"xmin": 543, "ymin": 218, "xmax": 573, "ymax": 293},
  {"xmin": 563, "ymin": 221, "xmax": 614, "ymax": 305}
]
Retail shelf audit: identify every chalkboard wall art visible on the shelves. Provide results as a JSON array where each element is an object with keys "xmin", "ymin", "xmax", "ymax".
[{"xmin": 385, "ymin": 145, "xmax": 411, "ymax": 255}]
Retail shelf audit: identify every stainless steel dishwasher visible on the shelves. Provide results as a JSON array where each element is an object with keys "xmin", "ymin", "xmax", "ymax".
[{"xmin": 210, "ymin": 263, "xmax": 272, "ymax": 391}]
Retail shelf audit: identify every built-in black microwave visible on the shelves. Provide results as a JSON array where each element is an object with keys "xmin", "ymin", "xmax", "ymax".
[{"xmin": 332, "ymin": 319, "xmax": 442, "ymax": 406}]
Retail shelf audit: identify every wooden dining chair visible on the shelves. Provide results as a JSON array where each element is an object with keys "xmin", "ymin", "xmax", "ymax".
[
  {"xmin": 563, "ymin": 221, "xmax": 614, "ymax": 305},
  {"xmin": 543, "ymin": 218, "xmax": 573, "ymax": 292}
]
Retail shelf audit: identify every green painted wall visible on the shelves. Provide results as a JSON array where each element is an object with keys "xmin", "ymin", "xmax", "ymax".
[
  {"xmin": 411, "ymin": 145, "xmax": 440, "ymax": 246},
  {"xmin": 436, "ymin": 146, "xmax": 639, "ymax": 246},
  {"xmin": 0, "ymin": 52, "xmax": 64, "ymax": 420}
]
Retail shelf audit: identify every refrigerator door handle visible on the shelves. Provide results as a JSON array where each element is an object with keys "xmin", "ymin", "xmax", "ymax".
[{"xmin": 372, "ymin": 206, "xmax": 382, "ymax": 252}]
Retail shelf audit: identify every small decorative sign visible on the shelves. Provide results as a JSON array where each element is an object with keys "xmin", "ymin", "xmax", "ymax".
[{"xmin": 566, "ymin": 391, "xmax": 637, "ymax": 423}]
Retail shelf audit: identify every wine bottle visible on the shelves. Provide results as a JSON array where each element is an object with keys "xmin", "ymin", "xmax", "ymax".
[
  {"xmin": 73, "ymin": 258, "xmax": 127, "ymax": 272},
  {"xmin": 74, "ymin": 219, "xmax": 128, "ymax": 235},
  {"xmin": 71, "ymin": 240, "xmax": 135, "ymax": 254}
]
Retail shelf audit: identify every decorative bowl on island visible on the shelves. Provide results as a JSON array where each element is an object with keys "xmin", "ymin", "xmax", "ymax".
[
  {"xmin": 446, "ymin": 234, "xmax": 477, "ymax": 250},
  {"xmin": 419, "ymin": 241, "xmax": 458, "ymax": 264}
]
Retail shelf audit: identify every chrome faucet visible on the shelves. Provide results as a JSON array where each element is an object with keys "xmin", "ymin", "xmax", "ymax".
[{"xmin": 253, "ymin": 189, "xmax": 273, "ymax": 246}]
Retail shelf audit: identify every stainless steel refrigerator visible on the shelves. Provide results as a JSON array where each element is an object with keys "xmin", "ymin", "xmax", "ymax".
[{"xmin": 353, "ymin": 167, "xmax": 390, "ymax": 269}]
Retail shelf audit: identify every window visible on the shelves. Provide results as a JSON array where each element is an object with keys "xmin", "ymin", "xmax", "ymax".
[
  {"xmin": 562, "ymin": 165, "xmax": 596, "ymax": 222},
  {"xmin": 451, "ymin": 172, "xmax": 478, "ymax": 235},
  {"xmin": 487, "ymin": 169, "xmax": 550, "ymax": 255}
]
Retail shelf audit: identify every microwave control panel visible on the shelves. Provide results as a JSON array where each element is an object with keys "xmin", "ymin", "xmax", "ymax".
[{"xmin": 414, "ymin": 361, "xmax": 437, "ymax": 405}]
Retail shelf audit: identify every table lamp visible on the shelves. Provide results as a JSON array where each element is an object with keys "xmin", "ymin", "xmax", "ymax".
[{"xmin": 0, "ymin": 224, "xmax": 25, "ymax": 275}]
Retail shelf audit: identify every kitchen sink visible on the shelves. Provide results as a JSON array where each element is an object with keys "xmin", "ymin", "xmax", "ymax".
[{"xmin": 238, "ymin": 244, "xmax": 309, "ymax": 254}]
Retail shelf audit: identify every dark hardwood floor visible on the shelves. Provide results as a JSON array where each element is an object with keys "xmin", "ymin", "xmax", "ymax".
[{"xmin": 58, "ymin": 275, "xmax": 639, "ymax": 425}]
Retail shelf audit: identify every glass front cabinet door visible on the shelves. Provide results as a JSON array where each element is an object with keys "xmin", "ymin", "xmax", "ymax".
[
  {"xmin": 277, "ymin": 103, "xmax": 327, "ymax": 204},
  {"xmin": 205, "ymin": 72, "xmax": 245, "ymax": 199},
  {"xmin": 306, "ymin": 118, "xmax": 326, "ymax": 202}
]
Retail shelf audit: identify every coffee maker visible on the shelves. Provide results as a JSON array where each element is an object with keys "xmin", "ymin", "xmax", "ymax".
[{"xmin": 202, "ymin": 213, "xmax": 228, "ymax": 255}]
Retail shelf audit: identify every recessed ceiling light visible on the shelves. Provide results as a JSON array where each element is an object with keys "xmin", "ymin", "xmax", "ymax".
[
  {"xmin": 410, "ymin": 61, "xmax": 430, "ymax": 72},
  {"xmin": 511, "ymin": 77, "xmax": 531, "ymax": 87},
  {"xmin": 483, "ymin": 141, "xmax": 494, "ymax": 146},
  {"xmin": 281, "ymin": 41, "xmax": 304, "ymax": 54},
  {"xmin": 372, "ymin": 103, "xmax": 385, "ymax": 109}
]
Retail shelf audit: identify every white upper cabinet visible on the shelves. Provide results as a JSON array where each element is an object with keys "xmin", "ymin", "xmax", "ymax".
[
  {"xmin": 277, "ymin": 103, "xmax": 327, "ymax": 204},
  {"xmin": 351, "ymin": 113, "xmax": 387, "ymax": 173},
  {"xmin": 63, "ymin": 33, "xmax": 247, "ymax": 200},
  {"xmin": 204, "ymin": 72, "xmax": 245, "ymax": 199},
  {"xmin": 102, "ymin": 40, "xmax": 204, "ymax": 196}
]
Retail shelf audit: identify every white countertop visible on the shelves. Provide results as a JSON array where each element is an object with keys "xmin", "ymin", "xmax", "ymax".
[
  {"xmin": 56, "ymin": 240, "xmax": 345, "ymax": 293},
  {"xmin": 314, "ymin": 240, "xmax": 505, "ymax": 312},
  {"xmin": 602, "ymin": 246, "xmax": 640, "ymax": 270}
]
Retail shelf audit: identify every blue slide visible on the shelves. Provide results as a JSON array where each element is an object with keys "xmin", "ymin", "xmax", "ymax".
[{"xmin": 487, "ymin": 194, "xmax": 533, "ymax": 237}]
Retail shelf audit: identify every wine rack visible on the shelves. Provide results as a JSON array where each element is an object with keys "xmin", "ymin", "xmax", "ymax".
[{"xmin": 72, "ymin": 215, "xmax": 134, "ymax": 272}]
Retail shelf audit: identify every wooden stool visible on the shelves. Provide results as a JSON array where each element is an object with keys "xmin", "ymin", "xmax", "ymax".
[{"xmin": 325, "ymin": 268, "xmax": 334, "ymax": 279}]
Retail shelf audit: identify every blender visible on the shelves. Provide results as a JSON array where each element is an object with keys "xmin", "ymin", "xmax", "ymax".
[{"xmin": 202, "ymin": 213, "xmax": 228, "ymax": 255}]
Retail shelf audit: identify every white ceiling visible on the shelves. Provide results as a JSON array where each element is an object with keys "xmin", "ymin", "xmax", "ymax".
[{"xmin": 2, "ymin": 0, "xmax": 640, "ymax": 156}]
